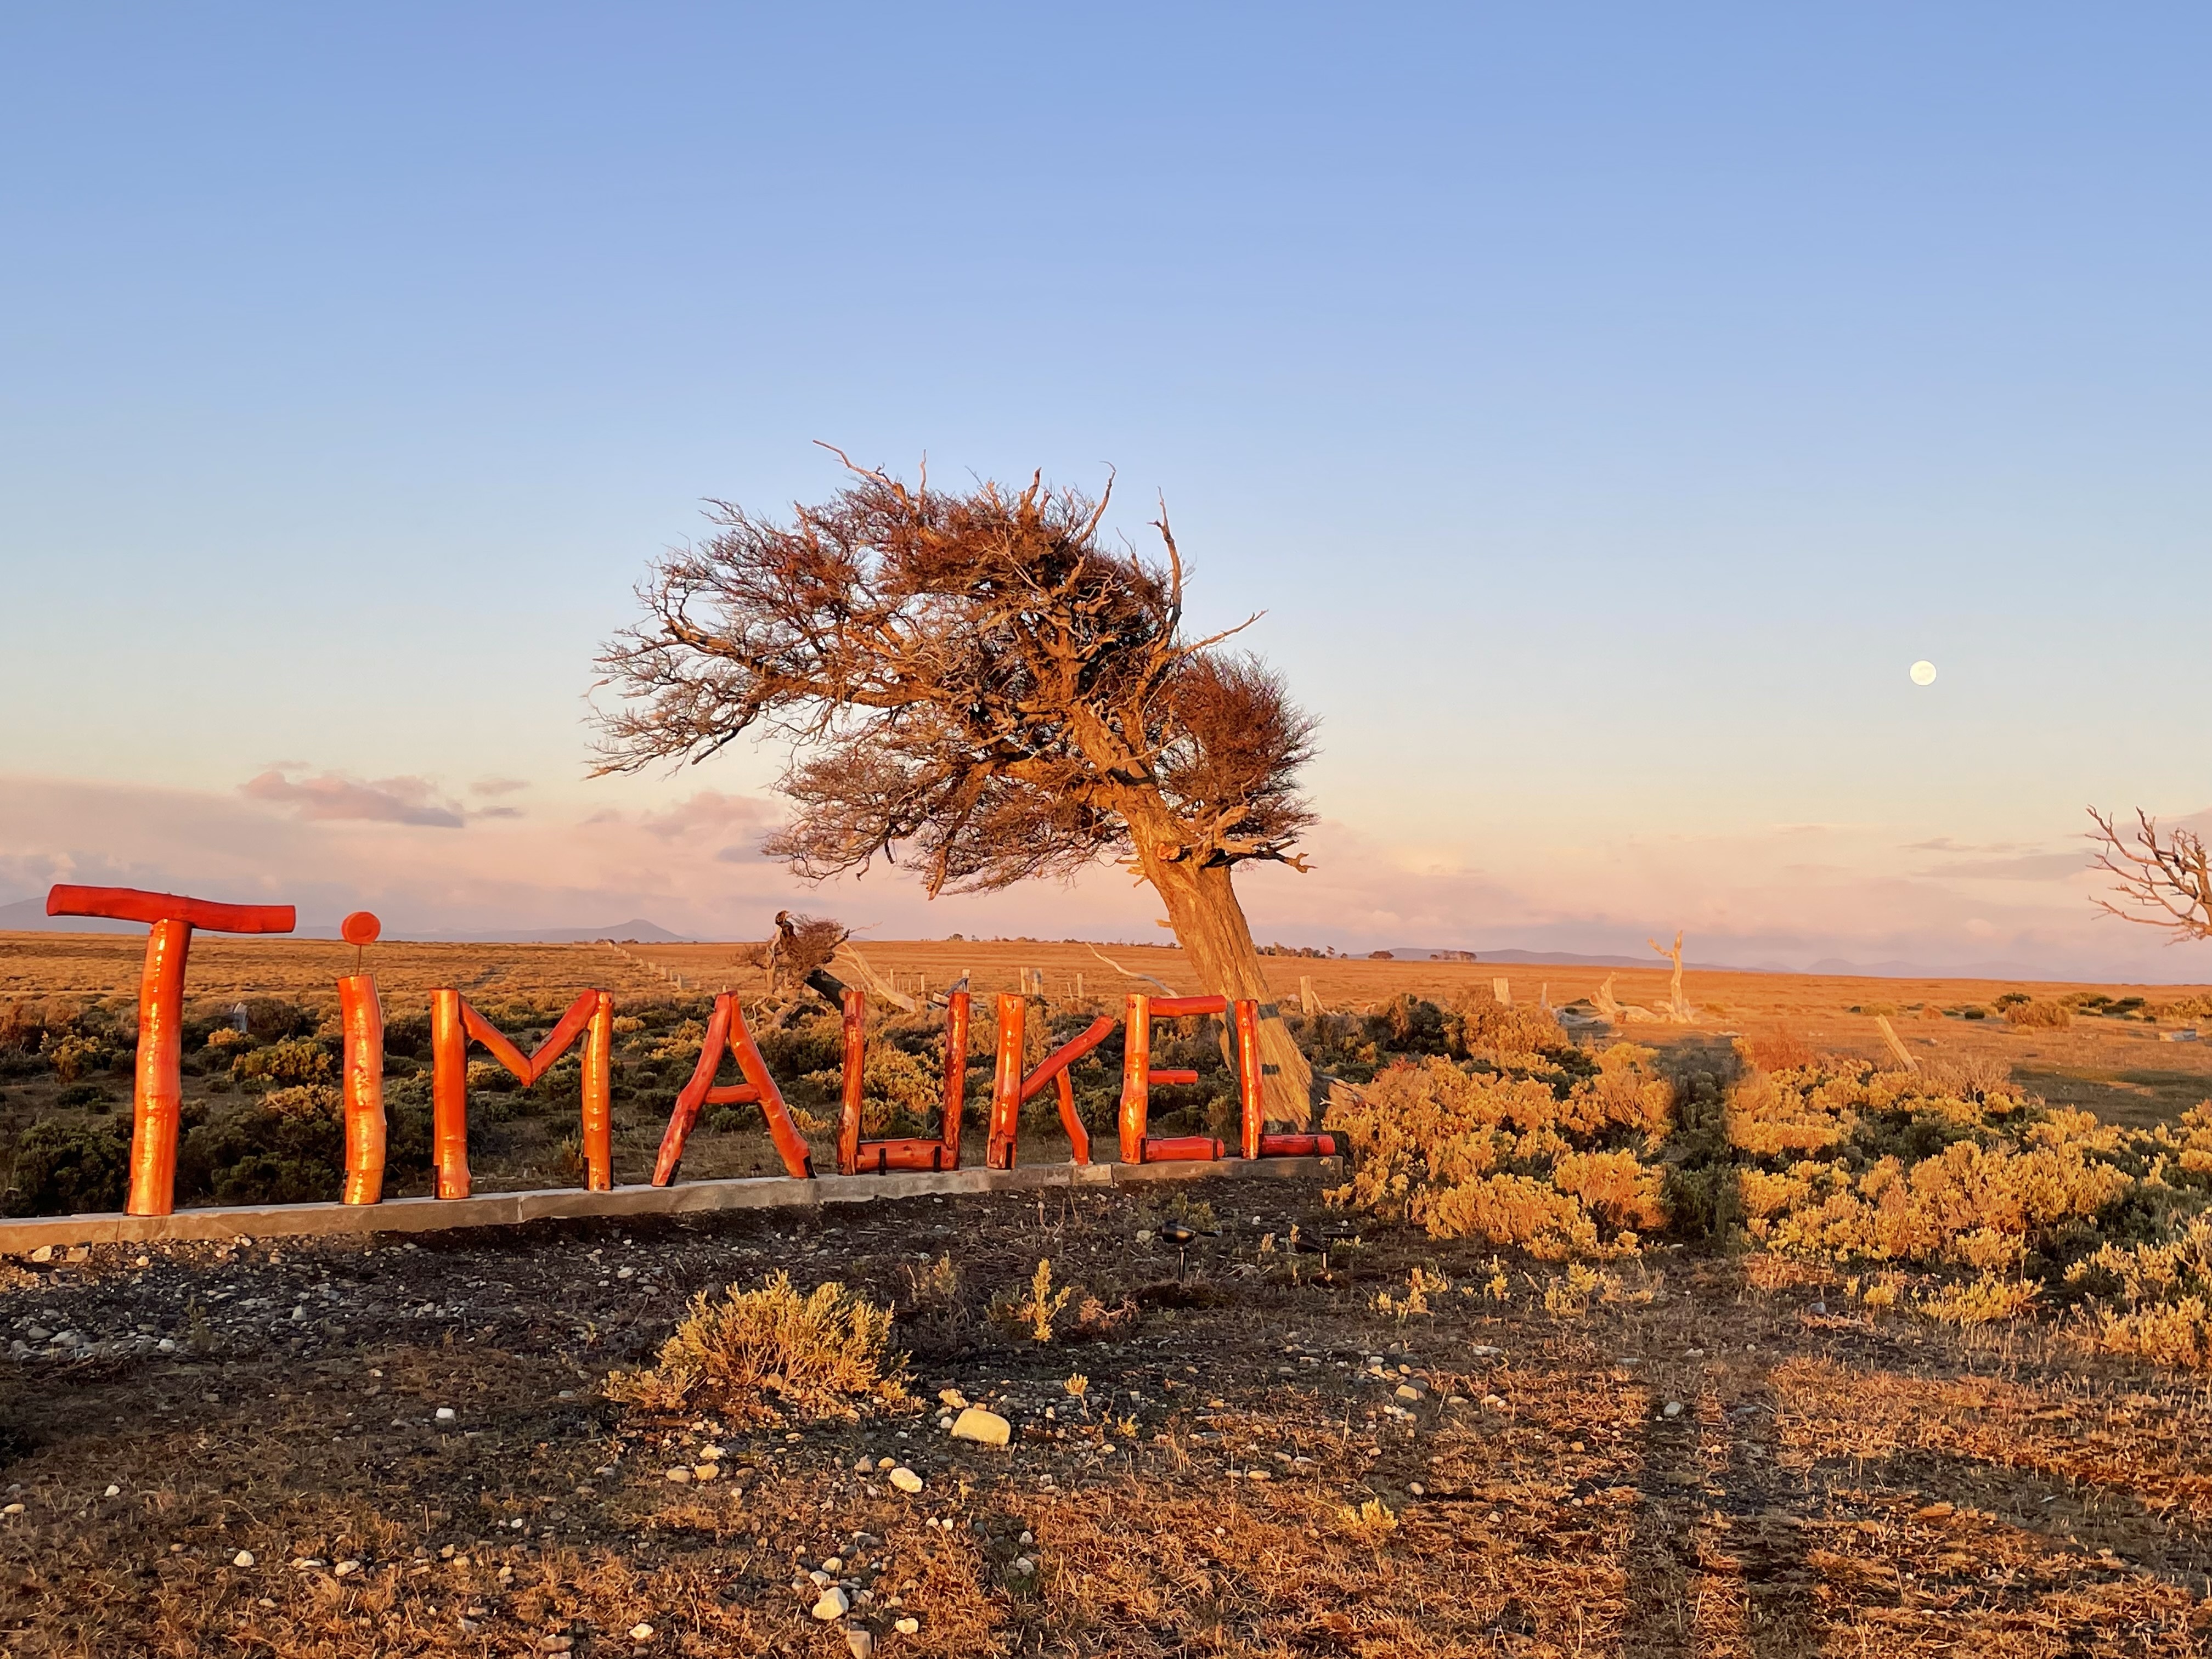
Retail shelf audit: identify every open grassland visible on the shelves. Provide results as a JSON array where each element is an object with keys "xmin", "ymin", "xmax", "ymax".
[{"xmin": 7, "ymin": 930, "xmax": 2209, "ymax": 1130}]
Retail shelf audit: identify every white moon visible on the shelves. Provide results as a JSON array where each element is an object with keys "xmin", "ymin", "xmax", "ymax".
[{"xmin": 1910, "ymin": 660, "xmax": 1937, "ymax": 686}]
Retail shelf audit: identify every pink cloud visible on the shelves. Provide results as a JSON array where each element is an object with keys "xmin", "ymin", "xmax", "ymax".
[{"xmin": 241, "ymin": 768, "xmax": 464, "ymax": 828}]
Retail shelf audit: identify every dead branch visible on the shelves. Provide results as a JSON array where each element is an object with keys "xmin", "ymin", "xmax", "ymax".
[{"xmin": 2089, "ymin": 806, "xmax": 2212, "ymax": 942}]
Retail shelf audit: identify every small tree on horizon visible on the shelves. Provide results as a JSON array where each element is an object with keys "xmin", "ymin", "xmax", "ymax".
[{"xmin": 592, "ymin": 454, "xmax": 1320, "ymax": 1120}]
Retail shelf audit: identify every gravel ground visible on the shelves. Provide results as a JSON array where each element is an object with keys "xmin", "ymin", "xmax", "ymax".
[{"xmin": 3, "ymin": 1181, "xmax": 2209, "ymax": 1657}]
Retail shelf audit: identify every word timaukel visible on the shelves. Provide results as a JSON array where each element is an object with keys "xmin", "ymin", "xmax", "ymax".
[{"xmin": 44, "ymin": 884, "xmax": 1334, "ymax": 1218}]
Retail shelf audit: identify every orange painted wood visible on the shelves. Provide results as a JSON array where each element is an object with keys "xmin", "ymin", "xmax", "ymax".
[
  {"xmin": 459, "ymin": 1001, "xmax": 533, "ymax": 1083},
  {"xmin": 725, "ymin": 997, "xmax": 815, "ymax": 1180},
  {"xmin": 1140, "ymin": 1135, "xmax": 1223, "ymax": 1162},
  {"xmin": 1146, "ymin": 1068, "xmax": 1201, "ymax": 1087},
  {"xmin": 1234, "ymin": 998, "xmax": 1264, "ymax": 1161},
  {"xmin": 526, "ymin": 989, "xmax": 602, "ymax": 1083},
  {"xmin": 837, "ymin": 990, "xmax": 866, "ymax": 1176},
  {"xmin": 940, "ymin": 990, "xmax": 970, "ymax": 1167},
  {"xmin": 125, "ymin": 917, "xmax": 191, "ymax": 1216},
  {"xmin": 46, "ymin": 883, "xmax": 295, "ymax": 934},
  {"xmin": 655, "ymin": 995, "xmax": 736, "ymax": 1184},
  {"xmin": 1118, "ymin": 993, "xmax": 1151, "ymax": 1165},
  {"xmin": 580, "ymin": 991, "xmax": 613, "ymax": 1192},
  {"xmin": 1147, "ymin": 994, "xmax": 1227, "ymax": 1018},
  {"xmin": 1255, "ymin": 1132, "xmax": 1336, "ymax": 1158},
  {"xmin": 1054, "ymin": 1070, "xmax": 1090, "ymax": 1165},
  {"xmin": 429, "ymin": 989, "xmax": 471, "ymax": 1199},
  {"xmin": 853, "ymin": 1137, "xmax": 952, "ymax": 1172},
  {"xmin": 337, "ymin": 973, "xmax": 386, "ymax": 1205},
  {"xmin": 1018, "ymin": 1016, "xmax": 1116, "ymax": 1103},
  {"xmin": 703, "ymin": 1082, "xmax": 761, "ymax": 1105},
  {"xmin": 988, "ymin": 994, "xmax": 1025, "ymax": 1170}
]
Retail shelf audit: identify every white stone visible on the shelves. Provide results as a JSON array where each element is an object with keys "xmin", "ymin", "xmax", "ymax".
[
  {"xmin": 845, "ymin": 1632, "xmax": 874, "ymax": 1659},
  {"xmin": 665, "ymin": 1468, "xmax": 693, "ymax": 1483},
  {"xmin": 811, "ymin": 1586, "xmax": 850, "ymax": 1621},
  {"xmin": 895, "ymin": 1616, "xmax": 921, "ymax": 1634},
  {"xmin": 104, "ymin": 1485, "xmax": 120, "ymax": 1498},
  {"xmin": 434, "ymin": 1407, "xmax": 456, "ymax": 1423},
  {"xmin": 889, "ymin": 1466, "xmax": 923, "ymax": 1494},
  {"xmin": 1394, "ymin": 1383, "xmax": 1425, "ymax": 1402},
  {"xmin": 1662, "ymin": 1401, "xmax": 1684, "ymax": 1419},
  {"xmin": 233, "ymin": 1550, "xmax": 256, "ymax": 1567},
  {"xmin": 951, "ymin": 1407, "xmax": 1011, "ymax": 1447},
  {"xmin": 629, "ymin": 1623, "xmax": 655, "ymax": 1640}
]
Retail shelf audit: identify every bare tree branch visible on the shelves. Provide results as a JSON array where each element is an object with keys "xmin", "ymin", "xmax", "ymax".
[{"xmin": 2089, "ymin": 806, "xmax": 2212, "ymax": 942}]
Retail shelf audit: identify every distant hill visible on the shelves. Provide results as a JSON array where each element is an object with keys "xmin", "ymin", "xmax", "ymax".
[
  {"xmin": 1385, "ymin": 945, "xmax": 1763, "ymax": 972},
  {"xmin": 1381, "ymin": 944, "xmax": 2072, "ymax": 981},
  {"xmin": 373, "ymin": 919, "xmax": 698, "ymax": 944},
  {"xmin": 0, "ymin": 898, "xmax": 695, "ymax": 945},
  {"xmin": 0, "ymin": 897, "xmax": 143, "ymax": 933}
]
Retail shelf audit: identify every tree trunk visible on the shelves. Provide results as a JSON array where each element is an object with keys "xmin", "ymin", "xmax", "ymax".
[{"xmin": 1137, "ymin": 849, "xmax": 1317, "ymax": 1125}]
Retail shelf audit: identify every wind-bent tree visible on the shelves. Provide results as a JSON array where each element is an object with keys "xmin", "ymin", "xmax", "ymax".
[
  {"xmin": 594, "ymin": 456, "xmax": 1321, "ymax": 1120},
  {"xmin": 2089, "ymin": 806, "xmax": 2212, "ymax": 942}
]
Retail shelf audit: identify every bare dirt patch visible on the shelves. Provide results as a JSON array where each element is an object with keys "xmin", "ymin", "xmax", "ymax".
[{"xmin": 3, "ymin": 1180, "xmax": 2207, "ymax": 1656}]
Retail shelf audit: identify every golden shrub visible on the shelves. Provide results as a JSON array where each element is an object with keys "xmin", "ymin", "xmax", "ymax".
[
  {"xmin": 604, "ymin": 1273, "xmax": 907, "ymax": 1423},
  {"xmin": 2006, "ymin": 998, "xmax": 2072, "ymax": 1029},
  {"xmin": 1324, "ymin": 1049, "xmax": 1672, "ymax": 1257},
  {"xmin": 1916, "ymin": 1273, "xmax": 2041, "ymax": 1325},
  {"xmin": 2066, "ymin": 1210, "xmax": 2212, "ymax": 1369}
]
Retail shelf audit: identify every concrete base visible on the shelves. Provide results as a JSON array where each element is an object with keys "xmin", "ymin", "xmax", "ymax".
[{"xmin": 0, "ymin": 1156, "xmax": 1343, "ymax": 1253}]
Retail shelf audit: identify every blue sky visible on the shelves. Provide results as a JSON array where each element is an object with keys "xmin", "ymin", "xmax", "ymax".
[{"xmin": 3, "ymin": 5, "xmax": 2207, "ymax": 975}]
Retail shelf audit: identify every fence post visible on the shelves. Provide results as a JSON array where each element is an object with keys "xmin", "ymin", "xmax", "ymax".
[
  {"xmin": 988, "ymin": 993, "xmax": 1025, "ymax": 1169},
  {"xmin": 838, "ymin": 989, "xmax": 866, "ymax": 1176},
  {"xmin": 1234, "ymin": 997, "xmax": 1263, "ymax": 1160},
  {"xmin": 337, "ymin": 973, "xmax": 386, "ymax": 1204},
  {"xmin": 940, "ymin": 990, "xmax": 970, "ymax": 1167},
  {"xmin": 582, "ymin": 990, "xmax": 614, "ymax": 1190},
  {"xmin": 430, "ymin": 988, "xmax": 470, "ymax": 1199},
  {"xmin": 1118, "ymin": 993, "xmax": 1152, "ymax": 1164}
]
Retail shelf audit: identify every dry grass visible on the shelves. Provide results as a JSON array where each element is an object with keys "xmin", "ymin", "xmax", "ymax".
[{"xmin": 602, "ymin": 1272, "xmax": 907, "ymax": 1424}]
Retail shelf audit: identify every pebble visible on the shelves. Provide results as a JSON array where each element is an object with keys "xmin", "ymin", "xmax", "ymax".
[
  {"xmin": 1010, "ymin": 1556, "xmax": 1035, "ymax": 1576},
  {"xmin": 629, "ymin": 1623, "xmax": 655, "ymax": 1640},
  {"xmin": 889, "ymin": 1466, "xmax": 924, "ymax": 1494},
  {"xmin": 845, "ymin": 1632, "xmax": 874, "ymax": 1659},
  {"xmin": 895, "ymin": 1616, "xmax": 921, "ymax": 1635},
  {"xmin": 434, "ymin": 1407, "xmax": 456, "ymax": 1423},
  {"xmin": 666, "ymin": 1468, "xmax": 693, "ymax": 1483},
  {"xmin": 692, "ymin": 1464, "xmax": 719, "ymax": 1481},
  {"xmin": 951, "ymin": 1407, "xmax": 1012, "ymax": 1447},
  {"xmin": 1662, "ymin": 1401, "xmax": 1684, "ymax": 1419},
  {"xmin": 1394, "ymin": 1383, "xmax": 1425, "ymax": 1402},
  {"xmin": 233, "ymin": 1550, "xmax": 256, "ymax": 1568},
  {"xmin": 1469, "ymin": 1345, "xmax": 1503, "ymax": 1357},
  {"xmin": 811, "ymin": 1587, "xmax": 850, "ymax": 1621},
  {"xmin": 939, "ymin": 1387, "xmax": 968, "ymax": 1409},
  {"xmin": 103, "ymin": 1485, "xmax": 120, "ymax": 1498}
]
